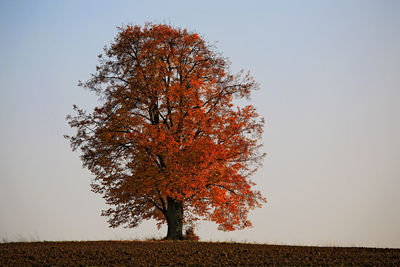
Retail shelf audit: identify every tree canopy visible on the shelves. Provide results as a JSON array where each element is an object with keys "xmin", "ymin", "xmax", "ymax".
[{"xmin": 66, "ymin": 23, "xmax": 266, "ymax": 240}]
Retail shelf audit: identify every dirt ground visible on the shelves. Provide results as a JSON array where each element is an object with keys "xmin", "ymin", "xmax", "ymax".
[{"xmin": 0, "ymin": 240, "xmax": 399, "ymax": 266}]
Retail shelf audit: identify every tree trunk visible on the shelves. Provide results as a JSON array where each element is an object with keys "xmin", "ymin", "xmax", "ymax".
[{"xmin": 165, "ymin": 197, "xmax": 183, "ymax": 240}]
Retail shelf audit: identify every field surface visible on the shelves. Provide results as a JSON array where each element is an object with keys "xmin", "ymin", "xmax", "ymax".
[{"xmin": 1, "ymin": 240, "xmax": 399, "ymax": 266}]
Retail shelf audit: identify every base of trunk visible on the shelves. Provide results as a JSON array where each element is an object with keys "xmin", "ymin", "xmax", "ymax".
[{"xmin": 165, "ymin": 197, "xmax": 183, "ymax": 240}]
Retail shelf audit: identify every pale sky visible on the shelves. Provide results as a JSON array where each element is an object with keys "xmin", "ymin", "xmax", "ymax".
[{"xmin": 0, "ymin": 0, "xmax": 399, "ymax": 248}]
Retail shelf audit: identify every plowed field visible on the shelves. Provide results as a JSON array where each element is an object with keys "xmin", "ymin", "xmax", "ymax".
[{"xmin": 1, "ymin": 240, "xmax": 399, "ymax": 266}]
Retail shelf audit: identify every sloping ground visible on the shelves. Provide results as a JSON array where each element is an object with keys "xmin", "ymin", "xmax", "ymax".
[{"xmin": 0, "ymin": 240, "xmax": 399, "ymax": 266}]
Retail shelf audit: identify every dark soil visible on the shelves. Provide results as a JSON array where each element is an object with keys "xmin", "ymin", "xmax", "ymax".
[{"xmin": 0, "ymin": 240, "xmax": 399, "ymax": 266}]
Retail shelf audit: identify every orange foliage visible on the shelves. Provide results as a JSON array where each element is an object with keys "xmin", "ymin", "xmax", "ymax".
[{"xmin": 66, "ymin": 23, "xmax": 266, "ymax": 232}]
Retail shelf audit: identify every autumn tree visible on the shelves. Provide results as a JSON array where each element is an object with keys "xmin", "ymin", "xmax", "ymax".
[{"xmin": 65, "ymin": 24, "xmax": 266, "ymax": 240}]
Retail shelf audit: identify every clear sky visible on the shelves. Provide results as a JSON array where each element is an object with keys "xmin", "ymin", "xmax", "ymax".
[{"xmin": 0, "ymin": 0, "xmax": 399, "ymax": 248}]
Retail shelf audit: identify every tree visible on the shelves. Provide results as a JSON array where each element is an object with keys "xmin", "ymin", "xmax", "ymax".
[{"xmin": 65, "ymin": 24, "xmax": 266, "ymax": 240}]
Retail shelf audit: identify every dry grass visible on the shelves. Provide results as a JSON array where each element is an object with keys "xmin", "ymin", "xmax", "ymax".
[{"xmin": 1, "ymin": 240, "xmax": 399, "ymax": 266}]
